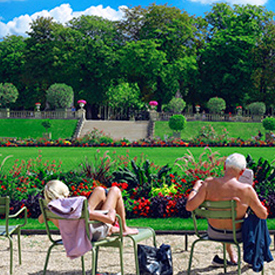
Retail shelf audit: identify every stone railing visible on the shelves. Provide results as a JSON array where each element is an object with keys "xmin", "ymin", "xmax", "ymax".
[
  {"xmin": 0, "ymin": 109, "xmax": 84, "ymax": 119},
  {"xmin": 158, "ymin": 112, "xmax": 264, "ymax": 123}
]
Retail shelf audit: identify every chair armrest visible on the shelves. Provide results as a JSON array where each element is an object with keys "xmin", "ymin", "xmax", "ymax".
[{"xmin": 9, "ymin": 206, "xmax": 28, "ymax": 228}]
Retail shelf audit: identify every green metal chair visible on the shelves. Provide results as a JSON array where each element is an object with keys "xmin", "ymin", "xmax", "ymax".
[
  {"xmin": 0, "ymin": 196, "xmax": 28, "ymax": 274},
  {"xmin": 187, "ymin": 200, "xmax": 258, "ymax": 275},
  {"xmin": 124, "ymin": 227, "xmax": 157, "ymax": 275},
  {"xmin": 39, "ymin": 198, "xmax": 124, "ymax": 275}
]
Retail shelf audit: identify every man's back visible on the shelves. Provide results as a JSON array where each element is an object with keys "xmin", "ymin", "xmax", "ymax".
[{"xmin": 204, "ymin": 176, "xmax": 251, "ymax": 230}]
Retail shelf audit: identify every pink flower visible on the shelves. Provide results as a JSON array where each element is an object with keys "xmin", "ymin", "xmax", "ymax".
[
  {"xmin": 149, "ymin": 101, "xmax": 158, "ymax": 106},
  {"xmin": 77, "ymin": 99, "xmax": 87, "ymax": 104}
]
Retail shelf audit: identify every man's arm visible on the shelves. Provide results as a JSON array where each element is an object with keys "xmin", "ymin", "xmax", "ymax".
[
  {"xmin": 186, "ymin": 180, "xmax": 207, "ymax": 212},
  {"xmin": 246, "ymin": 186, "xmax": 268, "ymax": 219}
]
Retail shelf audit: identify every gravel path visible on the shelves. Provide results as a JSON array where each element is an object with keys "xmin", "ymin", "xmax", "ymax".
[{"xmin": 0, "ymin": 234, "xmax": 274, "ymax": 274}]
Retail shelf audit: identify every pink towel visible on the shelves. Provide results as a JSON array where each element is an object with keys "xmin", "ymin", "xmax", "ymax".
[{"xmin": 48, "ymin": 196, "xmax": 92, "ymax": 259}]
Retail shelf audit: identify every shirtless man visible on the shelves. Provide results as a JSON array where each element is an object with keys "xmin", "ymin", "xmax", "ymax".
[{"xmin": 186, "ymin": 153, "xmax": 268, "ymax": 264}]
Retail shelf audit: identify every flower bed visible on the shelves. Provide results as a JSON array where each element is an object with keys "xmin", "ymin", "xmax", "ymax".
[{"xmin": 1, "ymin": 148, "xmax": 275, "ymax": 220}]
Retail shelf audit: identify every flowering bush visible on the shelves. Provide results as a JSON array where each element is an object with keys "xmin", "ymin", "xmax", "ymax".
[{"xmin": 1, "ymin": 149, "xmax": 275, "ymax": 219}]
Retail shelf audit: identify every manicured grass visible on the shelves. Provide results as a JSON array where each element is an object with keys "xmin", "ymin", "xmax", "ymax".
[
  {"xmin": 1, "ymin": 147, "xmax": 275, "ymax": 174},
  {"xmin": 155, "ymin": 121, "xmax": 265, "ymax": 141},
  {"xmin": 0, "ymin": 119, "xmax": 78, "ymax": 140},
  {"xmin": 2, "ymin": 218, "xmax": 275, "ymax": 231}
]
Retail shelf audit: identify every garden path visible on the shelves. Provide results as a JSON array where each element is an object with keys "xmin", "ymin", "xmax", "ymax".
[{"xmin": 0, "ymin": 235, "xmax": 274, "ymax": 274}]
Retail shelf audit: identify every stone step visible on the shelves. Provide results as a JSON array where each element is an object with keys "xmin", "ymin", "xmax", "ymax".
[{"xmin": 80, "ymin": 120, "xmax": 149, "ymax": 142}]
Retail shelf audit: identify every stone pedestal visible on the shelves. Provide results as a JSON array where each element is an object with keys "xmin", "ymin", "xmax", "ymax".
[
  {"xmin": 149, "ymin": 110, "xmax": 159, "ymax": 122},
  {"xmin": 34, "ymin": 111, "xmax": 41, "ymax": 118},
  {"xmin": 77, "ymin": 109, "xmax": 86, "ymax": 119}
]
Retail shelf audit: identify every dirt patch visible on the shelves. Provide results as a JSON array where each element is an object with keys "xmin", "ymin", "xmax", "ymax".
[{"xmin": 0, "ymin": 234, "xmax": 274, "ymax": 274}]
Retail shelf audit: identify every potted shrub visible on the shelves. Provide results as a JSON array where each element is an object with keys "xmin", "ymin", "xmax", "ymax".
[
  {"xmin": 41, "ymin": 120, "xmax": 52, "ymax": 139},
  {"xmin": 168, "ymin": 114, "xmax": 187, "ymax": 138}
]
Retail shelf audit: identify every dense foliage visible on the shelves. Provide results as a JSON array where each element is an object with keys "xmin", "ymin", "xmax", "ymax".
[
  {"xmin": 46, "ymin": 83, "xmax": 74, "ymax": 109},
  {"xmin": 1, "ymin": 148, "xmax": 275, "ymax": 220},
  {"xmin": 0, "ymin": 3, "xmax": 274, "ymax": 117},
  {"xmin": 168, "ymin": 115, "xmax": 187, "ymax": 132},
  {"xmin": 0, "ymin": 83, "xmax": 19, "ymax": 107}
]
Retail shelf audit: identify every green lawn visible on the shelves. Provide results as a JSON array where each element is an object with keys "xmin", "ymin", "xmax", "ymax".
[
  {"xmin": 155, "ymin": 121, "xmax": 265, "ymax": 141},
  {"xmin": 2, "ymin": 218, "xmax": 275, "ymax": 231},
  {"xmin": 0, "ymin": 119, "xmax": 78, "ymax": 140},
  {"xmin": 1, "ymin": 147, "xmax": 275, "ymax": 174}
]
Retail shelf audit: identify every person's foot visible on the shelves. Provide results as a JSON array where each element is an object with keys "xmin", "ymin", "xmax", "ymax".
[
  {"xmin": 211, "ymin": 255, "xmax": 238, "ymax": 267},
  {"xmin": 123, "ymin": 227, "xmax": 139, "ymax": 236}
]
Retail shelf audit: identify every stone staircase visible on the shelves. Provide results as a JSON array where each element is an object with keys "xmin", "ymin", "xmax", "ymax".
[{"xmin": 79, "ymin": 120, "xmax": 150, "ymax": 142}]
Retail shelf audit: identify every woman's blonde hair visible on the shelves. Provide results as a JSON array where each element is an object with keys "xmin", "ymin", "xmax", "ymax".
[{"xmin": 44, "ymin": 180, "xmax": 70, "ymax": 203}]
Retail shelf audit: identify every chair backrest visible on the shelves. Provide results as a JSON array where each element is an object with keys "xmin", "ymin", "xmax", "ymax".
[
  {"xmin": 39, "ymin": 198, "xmax": 123, "ymax": 243},
  {"xmin": 192, "ymin": 200, "xmax": 244, "ymax": 243},
  {"xmin": 0, "ymin": 196, "xmax": 10, "ymax": 233},
  {"xmin": 39, "ymin": 198, "xmax": 91, "ymax": 243}
]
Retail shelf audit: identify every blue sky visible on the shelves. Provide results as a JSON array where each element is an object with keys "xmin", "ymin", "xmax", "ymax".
[{"xmin": 0, "ymin": 0, "xmax": 274, "ymax": 38}]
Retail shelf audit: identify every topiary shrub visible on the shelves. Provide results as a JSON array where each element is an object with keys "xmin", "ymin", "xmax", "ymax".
[
  {"xmin": 207, "ymin": 97, "xmax": 226, "ymax": 114},
  {"xmin": 167, "ymin": 97, "xmax": 186, "ymax": 114},
  {"xmin": 46, "ymin": 83, "xmax": 74, "ymax": 109},
  {"xmin": 0, "ymin": 83, "xmax": 19, "ymax": 107},
  {"xmin": 247, "ymin": 102, "xmax": 266, "ymax": 116},
  {"xmin": 262, "ymin": 117, "xmax": 275, "ymax": 131},
  {"xmin": 168, "ymin": 114, "xmax": 187, "ymax": 134}
]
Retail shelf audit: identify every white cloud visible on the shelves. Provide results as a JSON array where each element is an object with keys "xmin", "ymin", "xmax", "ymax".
[
  {"xmin": 189, "ymin": 0, "xmax": 268, "ymax": 5},
  {"xmin": 0, "ymin": 3, "xmax": 127, "ymax": 38}
]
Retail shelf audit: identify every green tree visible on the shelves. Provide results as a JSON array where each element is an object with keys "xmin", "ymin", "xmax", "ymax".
[
  {"xmin": 168, "ymin": 114, "xmax": 187, "ymax": 132},
  {"xmin": 46, "ymin": 83, "xmax": 74, "ymax": 109},
  {"xmin": 251, "ymin": 21, "xmax": 275, "ymax": 107},
  {"xmin": 64, "ymin": 15, "xmax": 123, "ymax": 118},
  {"xmin": 0, "ymin": 35, "xmax": 27, "ymax": 109},
  {"xmin": 106, "ymin": 82, "xmax": 144, "ymax": 118},
  {"xmin": 207, "ymin": 97, "xmax": 226, "ymax": 114},
  {"xmin": 0, "ymin": 83, "xmax": 19, "ymax": 107},
  {"xmin": 247, "ymin": 102, "xmax": 266, "ymax": 116},
  {"xmin": 119, "ymin": 39, "xmax": 167, "ymax": 102},
  {"xmin": 198, "ymin": 3, "xmax": 274, "ymax": 108},
  {"xmin": 167, "ymin": 97, "xmax": 186, "ymax": 114},
  {"xmin": 118, "ymin": 4, "xmax": 198, "ymax": 109}
]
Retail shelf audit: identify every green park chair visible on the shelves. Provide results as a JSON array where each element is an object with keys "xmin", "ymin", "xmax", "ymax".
[
  {"xmin": 187, "ymin": 200, "xmax": 264, "ymax": 275},
  {"xmin": 39, "ymin": 198, "xmax": 124, "ymax": 275},
  {"xmin": 124, "ymin": 227, "xmax": 157, "ymax": 275},
  {"xmin": 0, "ymin": 196, "xmax": 28, "ymax": 274}
]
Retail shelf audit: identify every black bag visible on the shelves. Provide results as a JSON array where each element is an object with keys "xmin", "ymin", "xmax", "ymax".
[{"xmin": 138, "ymin": 244, "xmax": 173, "ymax": 275}]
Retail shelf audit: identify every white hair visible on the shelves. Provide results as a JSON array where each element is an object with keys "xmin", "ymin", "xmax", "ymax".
[
  {"xmin": 225, "ymin": 153, "xmax": 246, "ymax": 173},
  {"xmin": 44, "ymin": 180, "xmax": 70, "ymax": 203}
]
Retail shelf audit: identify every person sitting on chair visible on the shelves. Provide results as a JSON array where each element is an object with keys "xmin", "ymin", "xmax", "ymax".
[
  {"xmin": 186, "ymin": 153, "xmax": 268, "ymax": 265},
  {"xmin": 38, "ymin": 180, "xmax": 138, "ymax": 239}
]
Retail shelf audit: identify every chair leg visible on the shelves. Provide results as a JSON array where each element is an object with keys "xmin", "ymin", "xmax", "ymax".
[
  {"xmin": 133, "ymin": 243, "xmax": 140, "ymax": 275},
  {"xmin": 18, "ymin": 230, "xmax": 22, "ymax": 265},
  {"xmin": 236, "ymin": 244, "xmax": 241, "ymax": 275},
  {"xmin": 8, "ymin": 236, "xmax": 13, "ymax": 275},
  {"xmin": 43, "ymin": 243, "xmax": 56, "ymax": 275},
  {"xmin": 119, "ymin": 243, "xmax": 124, "ymax": 275},
  {"xmin": 187, "ymin": 239, "xmax": 200, "ymax": 275},
  {"xmin": 91, "ymin": 247, "xmax": 97, "ymax": 275},
  {"xmin": 223, "ymin": 243, "xmax": 227, "ymax": 274},
  {"xmin": 81, "ymin": 255, "xmax": 85, "ymax": 275}
]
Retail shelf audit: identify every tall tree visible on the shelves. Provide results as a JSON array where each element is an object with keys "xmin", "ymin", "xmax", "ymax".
[
  {"xmin": 118, "ymin": 4, "xmax": 198, "ymax": 109},
  {"xmin": 251, "ymin": 21, "xmax": 275, "ymax": 107},
  {"xmin": 199, "ymin": 3, "xmax": 274, "ymax": 109},
  {"xmin": 0, "ymin": 35, "xmax": 26, "ymax": 109},
  {"xmin": 65, "ymin": 15, "xmax": 123, "ymax": 118}
]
